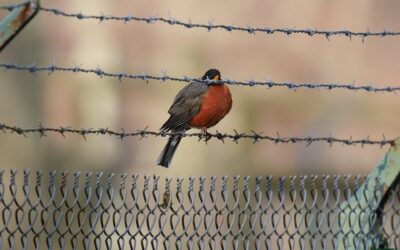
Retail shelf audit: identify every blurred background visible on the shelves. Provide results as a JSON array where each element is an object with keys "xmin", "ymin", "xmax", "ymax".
[{"xmin": 1, "ymin": 0, "xmax": 400, "ymax": 177}]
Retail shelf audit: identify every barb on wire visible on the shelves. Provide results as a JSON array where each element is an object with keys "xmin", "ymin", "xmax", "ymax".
[
  {"xmin": 0, "ymin": 122, "xmax": 394, "ymax": 147},
  {"xmin": 1, "ymin": 3, "xmax": 399, "ymax": 40},
  {"xmin": 1, "ymin": 62, "xmax": 400, "ymax": 93}
]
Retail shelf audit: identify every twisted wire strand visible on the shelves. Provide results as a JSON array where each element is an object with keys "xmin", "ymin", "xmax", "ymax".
[
  {"xmin": 0, "ymin": 3, "xmax": 399, "ymax": 40},
  {"xmin": 1, "ymin": 63, "xmax": 399, "ymax": 93},
  {"xmin": 0, "ymin": 122, "xmax": 393, "ymax": 147}
]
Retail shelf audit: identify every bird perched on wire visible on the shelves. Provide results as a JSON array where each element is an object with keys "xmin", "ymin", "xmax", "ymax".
[{"xmin": 157, "ymin": 69, "xmax": 232, "ymax": 168}]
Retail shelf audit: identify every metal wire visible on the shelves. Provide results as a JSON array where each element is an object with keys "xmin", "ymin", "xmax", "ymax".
[
  {"xmin": 0, "ymin": 122, "xmax": 393, "ymax": 147},
  {"xmin": 1, "ymin": 63, "xmax": 400, "ymax": 93},
  {"xmin": 1, "ymin": 3, "xmax": 399, "ymax": 40},
  {"xmin": 0, "ymin": 169, "xmax": 398, "ymax": 250}
]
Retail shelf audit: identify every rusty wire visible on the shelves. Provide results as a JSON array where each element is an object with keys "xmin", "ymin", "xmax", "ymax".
[
  {"xmin": 0, "ymin": 169, "xmax": 398, "ymax": 250},
  {"xmin": 0, "ymin": 122, "xmax": 394, "ymax": 147},
  {"xmin": 1, "ymin": 3, "xmax": 400, "ymax": 40},
  {"xmin": 1, "ymin": 63, "xmax": 400, "ymax": 93}
]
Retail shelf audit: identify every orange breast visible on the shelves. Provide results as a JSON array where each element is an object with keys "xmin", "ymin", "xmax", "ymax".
[{"xmin": 190, "ymin": 84, "xmax": 232, "ymax": 128}]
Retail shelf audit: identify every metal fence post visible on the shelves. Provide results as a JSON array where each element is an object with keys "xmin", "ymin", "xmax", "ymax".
[
  {"xmin": 338, "ymin": 137, "xmax": 400, "ymax": 250},
  {"xmin": 0, "ymin": 0, "xmax": 39, "ymax": 52}
]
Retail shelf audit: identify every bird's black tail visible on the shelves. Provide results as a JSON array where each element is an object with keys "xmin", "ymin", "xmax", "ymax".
[{"xmin": 157, "ymin": 135, "xmax": 182, "ymax": 168}]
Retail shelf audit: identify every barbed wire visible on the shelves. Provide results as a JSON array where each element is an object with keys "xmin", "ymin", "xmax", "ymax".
[
  {"xmin": 2, "ymin": 62, "xmax": 400, "ymax": 93},
  {"xmin": 0, "ymin": 122, "xmax": 394, "ymax": 147},
  {"xmin": 1, "ymin": 3, "xmax": 399, "ymax": 40}
]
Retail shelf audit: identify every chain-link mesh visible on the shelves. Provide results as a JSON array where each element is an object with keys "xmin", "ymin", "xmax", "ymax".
[{"xmin": 0, "ymin": 169, "xmax": 398, "ymax": 250}]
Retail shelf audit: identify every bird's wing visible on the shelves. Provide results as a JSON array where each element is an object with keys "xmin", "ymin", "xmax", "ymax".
[{"xmin": 161, "ymin": 81, "xmax": 208, "ymax": 131}]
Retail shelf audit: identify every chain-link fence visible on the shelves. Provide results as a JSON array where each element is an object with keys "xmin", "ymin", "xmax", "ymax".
[{"xmin": 0, "ymin": 169, "xmax": 398, "ymax": 250}]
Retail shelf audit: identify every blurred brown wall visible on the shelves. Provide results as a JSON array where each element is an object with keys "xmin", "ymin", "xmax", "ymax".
[{"xmin": 1, "ymin": 0, "xmax": 400, "ymax": 176}]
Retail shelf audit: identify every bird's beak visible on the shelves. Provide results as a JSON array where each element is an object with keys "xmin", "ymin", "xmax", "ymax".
[{"xmin": 213, "ymin": 75, "xmax": 221, "ymax": 81}]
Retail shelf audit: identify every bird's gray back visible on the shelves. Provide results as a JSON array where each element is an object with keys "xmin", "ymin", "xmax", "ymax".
[
  {"xmin": 168, "ymin": 81, "xmax": 208, "ymax": 114},
  {"xmin": 160, "ymin": 81, "xmax": 209, "ymax": 132}
]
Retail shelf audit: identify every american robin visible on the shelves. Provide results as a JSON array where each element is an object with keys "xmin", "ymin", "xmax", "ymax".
[{"xmin": 157, "ymin": 69, "xmax": 232, "ymax": 168}]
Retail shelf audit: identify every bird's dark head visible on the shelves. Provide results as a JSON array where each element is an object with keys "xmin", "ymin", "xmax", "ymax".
[{"xmin": 202, "ymin": 69, "xmax": 221, "ymax": 84}]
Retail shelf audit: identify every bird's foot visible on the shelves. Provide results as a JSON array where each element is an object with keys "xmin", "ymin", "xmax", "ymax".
[{"xmin": 200, "ymin": 127, "xmax": 212, "ymax": 143}]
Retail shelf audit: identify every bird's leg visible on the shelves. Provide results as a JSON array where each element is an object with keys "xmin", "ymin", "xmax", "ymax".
[
  {"xmin": 200, "ymin": 127, "xmax": 211, "ymax": 143},
  {"xmin": 201, "ymin": 127, "xmax": 208, "ymax": 136}
]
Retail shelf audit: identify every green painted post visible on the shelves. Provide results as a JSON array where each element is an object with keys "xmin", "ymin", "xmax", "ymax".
[
  {"xmin": 338, "ymin": 138, "xmax": 400, "ymax": 250},
  {"xmin": 0, "ymin": 0, "xmax": 39, "ymax": 52}
]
